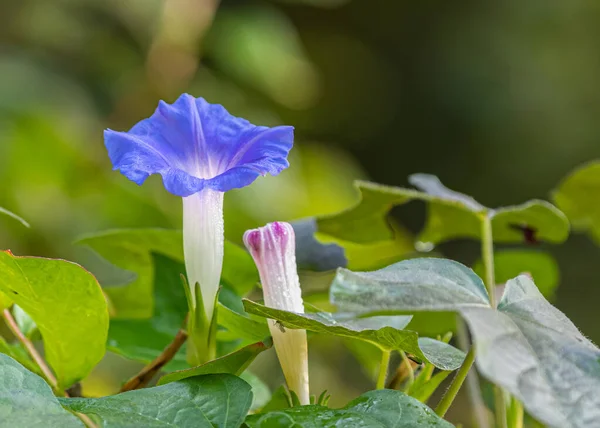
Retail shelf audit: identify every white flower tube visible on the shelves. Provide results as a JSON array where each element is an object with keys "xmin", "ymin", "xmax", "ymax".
[
  {"xmin": 183, "ymin": 188, "xmax": 224, "ymax": 322},
  {"xmin": 243, "ymin": 222, "xmax": 310, "ymax": 405}
]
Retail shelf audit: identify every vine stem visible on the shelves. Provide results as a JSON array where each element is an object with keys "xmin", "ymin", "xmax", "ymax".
[
  {"xmin": 121, "ymin": 327, "xmax": 188, "ymax": 392},
  {"xmin": 435, "ymin": 347, "xmax": 475, "ymax": 417},
  {"xmin": 457, "ymin": 319, "xmax": 490, "ymax": 428},
  {"xmin": 507, "ymin": 396, "xmax": 524, "ymax": 428},
  {"xmin": 2, "ymin": 309, "xmax": 57, "ymax": 388},
  {"xmin": 2, "ymin": 309, "xmax": 98, "ymax": 428},
  {"xmin": 376, "ymin": 350, "xmax": 391, "ymax": 389},
  {"xmin": 481, "ymin": 215, "xmax": 496, "ymax": 308},
  {"xmin": 481, "ymin": 215, "xmax": 507, "ymax": 428}
]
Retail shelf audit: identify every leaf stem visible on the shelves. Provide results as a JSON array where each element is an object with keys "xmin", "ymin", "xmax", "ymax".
[
  {"xmin": 435, "ymin": 347, "xmax": 475, "ymax": 417},
  {"xmin": 376, "ymin": 350, "xmax": 391, "ymax": 389},
  {"xmin": 507, "ymin": 396, "xmax": 524, "ymax": 428},
  {"xmin": 2, "ymin": 309, "xmax": 57, "ymax": 389},
  {"xmin": 480, "ymin": 215, "xmax": 496, "ymax": 308},
  {"xmin": 120, "ymin": 327, "xmax": 188, "ymax": 392},
  {"xmin": 457, "ymin": 319, "xmax": 490, "ymax": 428},
  {"xmin": 480, "ymin": 215, "xmax": 507, "ymax": 428}
]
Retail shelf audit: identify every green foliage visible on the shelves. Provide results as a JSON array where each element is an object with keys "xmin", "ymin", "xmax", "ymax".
[
  {"xmin": 472, "ymin": 249, "xmax": 559, "ymax": 299},
  {"xmin": 158, "ymin": 339, "xmax": 272, "ymax": 385},
  {"xmin": 243, "ymin": 300, "xmax": 465, "ymax": 371},
  {"xmin": 240, "ymin": 371, "xmax": 272, "ymax": 412},
  {"xmin": 259, "ymin": 385, "xmax": 292, "ymax": 413},
  {"xmin": 405, "ymin": 334, "xmax": 454, "ymax": 403},
  {"xmin": 107, "ymin": 253, "xmax": 188, "ymax": 370},
  {"xmin": 60, "ymin": 374, "xmax": 253, "ymax": 428},
  {"xmin": 553, "ymin": 160, "xmax": 600, "ymax": 243},
  {"xmin": 0, "ymin": 354, "xmax": 82, "ymax": 427},
  {"xmin": 0, "ymin": 170, "xmax": 588, "ymax": 427},
  {"xmin": 0, "ymin": 251, "xmax": 108, "ymax": 389},
  {"xmin": 331, "ymin": 257, "xmax": 600, "ymax": 428},
  {"xmin": 0, "ymin": 289, "xmax": 12, "ymax": 311},
  {"xmin": 0, "ymin": 126, "xmax": 596, "ymax": 428},
  {"xmin": 77, "ymin": 229, "xmax": 184, "ymax": 318},
  {"xmin": 245, "ymin": 389, "xmax": 454, "ymax": 427},
  {"xmin": 0, "ymin": 165, "xmax": 595, "ymax": 427},
  {"xmin": 0, "ymin": 209, "xmax": 28, "ymax": 312},
  {"xmin": 3, "ymin": 2, "xmax": 600, "ymax": 426},
  {"xmin": 408, "ymin": 370, "xmax": 451, "ymax": 403},
  {"xmin": 332, "ymin": 258, "xmax": 490, "ymax": 312},
  {"xmin": 217, "ymin": 302, "xmax": 270, "ymax": 343},
  {"xmin": 77, "ymin": 229, "xmax": 258, "ymax": 318},
  {"xmin": 341, "ymin": 338, "xmax": 383, "ymax": 379},
  {"xmin": 0, "ymin": 336, "xmax": 41, "ymax": 375},
  {"xmin": 318, "ymin": 174, "xmax": 568, "ymax": 246}
]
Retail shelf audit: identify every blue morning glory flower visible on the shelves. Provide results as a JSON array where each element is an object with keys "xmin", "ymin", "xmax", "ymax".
[
  {"xmin": 104, "ymin": 93, "xmax": 294, "ymax": 364},
  {"xmin": 105, "ymin": 93, "xmax": 293, "ymax": 197}
]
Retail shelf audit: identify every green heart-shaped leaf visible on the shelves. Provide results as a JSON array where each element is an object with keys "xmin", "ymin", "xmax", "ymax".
[
  {"xmin": 317, "ymin": 174, "xmax": 568, "ymax": 247},
  {"xmin": 0, "ymin": 251, "xmax": 108, "ymax": 389}
]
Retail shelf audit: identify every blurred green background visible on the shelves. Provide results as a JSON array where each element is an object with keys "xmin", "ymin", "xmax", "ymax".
[{"xmin": 1, "ymin": 0, "xmax": 599, "ymax": 425}]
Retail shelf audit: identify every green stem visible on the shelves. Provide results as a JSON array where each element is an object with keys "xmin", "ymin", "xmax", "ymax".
[
  {"xmin": 480, "ymin": 215, "xmax": 507, "ymax": 428},
  {"xmin": 495, "ymin": 392, "xmax": 508, "ymax": 428},
  {"xmin": 376, "ymin": 350, "xmax": 391, "ymax": 389},
  {"xmin": 457, "ymin": 319, "xmax": 490, "ymax": 428},
  {"xmin": 2, "ymin": 309, "xmax": 58, "ymax": 389},
  {"xmin": 480, "ymin": 215, "xmax": 496, "ymax": 308},
  {"xmin": 422, "ymin": 360, "xmax": 435, "ymax": 382},
  {"xmin": 435, "ymin": 347, "xmax": 475, "ymax": 417},
  {"xmin": 507, "ymin": 396, "xmax": 524, "ymax": 428}
]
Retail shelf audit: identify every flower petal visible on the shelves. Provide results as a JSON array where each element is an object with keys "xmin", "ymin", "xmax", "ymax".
[
  {"xmin": 104, "ymin": 129, "xmax": 206, "ymax": 196},
  {"xmin": 105, "ymin": 94, "xmax": 293, "ymax": 196}
]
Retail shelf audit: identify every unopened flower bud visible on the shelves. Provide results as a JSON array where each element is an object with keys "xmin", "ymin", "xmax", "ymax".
[{"xmin": 244, "ymin": 222, "xmax": 309, "ymax": 405}]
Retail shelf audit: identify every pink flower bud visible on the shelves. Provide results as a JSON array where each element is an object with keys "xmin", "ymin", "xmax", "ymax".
[{"xmin": 244, "ymin": 222, "xmax": 309, "ymax": 405}]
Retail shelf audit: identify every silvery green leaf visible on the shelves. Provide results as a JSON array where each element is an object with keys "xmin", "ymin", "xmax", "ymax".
[{"xmin": 330, "ymin": 258, "xmax": 600, "ymax": 428}]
